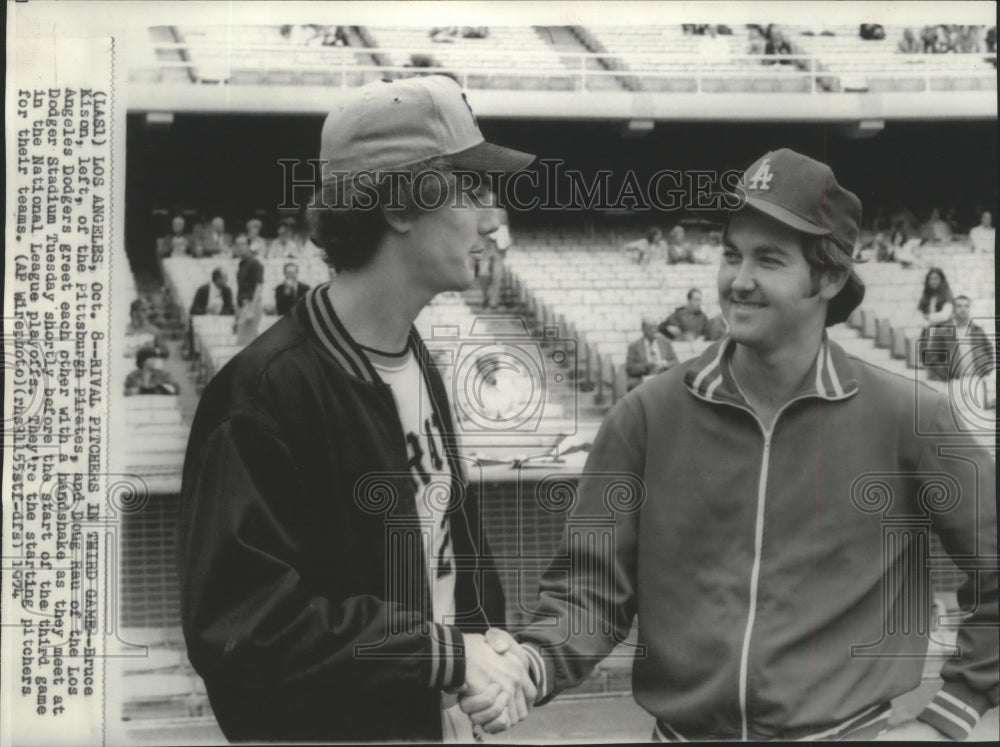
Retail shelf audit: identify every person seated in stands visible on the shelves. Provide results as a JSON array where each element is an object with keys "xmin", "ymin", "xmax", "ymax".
[
  {"xmin": 199, "ymin": 216, "xmax": 232, "ymax": 257},
  {"xmin": 955, "ymin": 26, "xmax": 982, "ymax": 53},
  {"xmin": 159, "ymin": 215, "xmax": 192, "ymax": 257},
  {"xmin": 266, "ymin": 217, "xmax": 302, "ymax": 259},
  {"xmin": 932, "ymin": 25, "xmax": 955, "ymax": 54},
  {"xmin": 124, "ymin": 298, "xmax": 164, "ymax": 358},
  {"xmin": 764, "ymin": 25, "xmax": 794, "ymax": 63},
  {"xmin": 245, "ymin": 218, "xmax": 268, "ymax": 255},
  {"xmin": 949, "ymin": 295, "xmax": 995, "ymax": 381},
  {"xmin": 659, "ymin": 288, "xmax": 709, "ymax": 341},
  {"xmin": 124, "ymin": 345, "xmax": 180, "ymax": 396},
  {"xmin": 625, "ymin": 317, "xmax": 679, "ymax": 391},
  {"xmin": 666, "ymin": 225, "xmax": 694, "ymax": 264},
  {"xmin": 187, "ymin": 267, "xmax": 235, "ymax": 358},
  {"xmin": 859, "ymin": 24, "xmax": 886, "ymax": 41},
  {"xmin": 625, "ymin": 227, "xmax": 666, "ymax": 265},
  {"xmin": 747, "ymin": 25, "xmax": 767, "ymax": 56},
  {"xmin": 898, "ymin": 28, "xmax": 923, "ymax": 53},
  {"xmin": 920, "ymin": 207, "xmax": 952, "ymax": 243},
  {"xmin": 274, "ymin": 262, "xmax": 311, "ymax": 316},
  {"xmin": 191, "ymin": 267, "xmax": 235, "ymax": 317},
  {"xmin": 968, "ymin": 210, "xmax": 995, "ymax": 254},
  {"xmin": 918, "ymin": 267, "xmax": 956, "ymax": 381}
]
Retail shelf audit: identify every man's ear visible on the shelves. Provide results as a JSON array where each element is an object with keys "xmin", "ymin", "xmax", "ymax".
[
  {"xmin": 818, "ymin": 265, "xmax": 850, "ymax": 302},
  {"xmin": 382, "ymin": 205, "xmax": 414, "ymax": 234}
]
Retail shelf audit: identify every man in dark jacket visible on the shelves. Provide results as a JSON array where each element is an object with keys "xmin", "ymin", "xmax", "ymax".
[
  {"xmin": 273, "ymin": 261, "xmax": 310, "ymax": 316},
  {"xmin": 179, "ymin": 75, "xmax": 537, "ymax": 742},
  {"xmin": 483, "ymin": 150, "xmax": 998, "ymax": 741},
  {"xmin": 659, "ymin": 287, "xmax": 710, "ymax": 341},
  {"xmin": 190, "ymin": 267, "xmax": 235, "ymax": 316}
]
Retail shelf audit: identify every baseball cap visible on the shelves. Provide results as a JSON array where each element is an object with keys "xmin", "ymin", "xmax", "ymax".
[
  {"xmin": 320, "ymin": 75, "xmax": 535, "ymax": 184},
  {"xmin": 731, "ymin": 148, "xmax": 865, "ymax": 325}
]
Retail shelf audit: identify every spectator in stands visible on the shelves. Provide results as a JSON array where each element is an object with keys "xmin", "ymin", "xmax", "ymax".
[
  {"xmin": 125, "ymin": 298, "xmax": 164, "ymax": 358},
  {"xmin": 920, "ymin": 208, "xmax": 952, "ymax": 243},
  {"xmin": 159, "ymin": 215, "xmax": 192, "ymax": 258},
  {"xmin": 179, "ymin": 74, "xmax": 533, "ymax": 742},
  {"xmin": 898, "ymin": 28, "xmax": 922, "ymax": 53},
  {"xmin": 932, "ymin": 25, "xmax": 954, "ymax": 54},
  {"xmin": 199, "ymin": 216, "xmax": 232, "ymax": 257},
  {"xmin": 482, "ymin": 207, "xmax": 511, "ymax": 310},
  {"xmin": 124, "ymin": 344, "xmax": 179, "ymax": 396},
  {"xmin": 747, "ymin": 25, "xmax": 767, "ymax": 56},
  {"xmin": 949, "ymin": 295, "xmax": 995, "ymax": 380},
  {"xmin": 969, "ymin": 210, "xmax": 995, "ymax": 254},
  {"xmin": 187, "ymin": 267, "xmax": 235, "ymax": 359},
  {"xmin": 764, "ymin": 25, "xmax": 794, "ymax": 64},
  {"xmin": 666, "ymin": 225, "xmax": 694, "ymax": 264},
  {"xmin": 918, "ymin": 267, "xmax": 955, "ymax": 381},
  {"xmin": 625, "ymin": 227, "xmax": 666, "ymax": 265},
  {"xmin": 944, "ymin": 206, "xmax": 962, "ymax": 235},
  {"xmin": 234, "ymin": 233, "xmax": 264, "ymax": 346},
  {"xmin": 955, "ymin": 26, "xmax": 982, "ymax": 53},
  {"xmin": 266, "ymin": 217, "xmax": 302, "ymax": 259},
  {"xmin": 987, "ymin": 26, "xmax": 997, "ymax": 53},
  {"xmin": 659, "ymin": 288, "xmax": 710, "ymax": 341},
  {"xmin": 191, "ymin": 267, "xmax": 235, "ymax": 317},
  {"xmin": 625, "ymin": 317, "xmax": 679, "ymax": 391},
  {"xmin": 859, "ymin": 24, "xmax": 886, "ymax": 41},
  {"xmin": 245, "ymin": 218, "xmax": 268, "ymax": 255},
  {"xmin": 274, "ymin": 262, "xmax": 310, "ymax": 316}
]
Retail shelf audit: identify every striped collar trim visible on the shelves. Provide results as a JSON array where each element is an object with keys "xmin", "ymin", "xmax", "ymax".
[
  {"xmin": 684, "ymin": 334, "xmax": 859, "ymax": 406},
  {"xmin": 300, "ymin": 284, "xmax": 383, "ymax": 384}
]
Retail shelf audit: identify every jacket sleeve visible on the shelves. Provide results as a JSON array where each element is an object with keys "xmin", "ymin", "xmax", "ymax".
[
  {"xmin": 515, "ymin": 395, "xmax": 646, "ymax": 703},
  {"xmin": 178, "ymin": 412, "xmax": 467, "ymax": 695},
  {"xmin": 914, "ymin": 394, "xmax": 998, "ymax": 740}
]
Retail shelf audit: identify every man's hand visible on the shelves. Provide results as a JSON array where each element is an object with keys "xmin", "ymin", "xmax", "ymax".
[
  {"xmin": 874, "ymin": 720, "xmax": 948, "ymax": 741},
  {"xmin": 484, "ymin": 628, "xmax": 537, "ymax": 706},
  {"xmin": 458, "ymin": 633, "xmax": 533, "ymax": 734}
]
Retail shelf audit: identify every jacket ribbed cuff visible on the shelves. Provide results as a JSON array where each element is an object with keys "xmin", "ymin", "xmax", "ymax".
[
  {"xmin": 429, "ymin": 623, "xmax": 466, "ymax": 692},
  {"xmin": 520, "ymin": 643, "xmax": 554, "ymax": 704},
  {"xmin": 916, "ymin": 683, "xmax": 991, "ymax": 740}
]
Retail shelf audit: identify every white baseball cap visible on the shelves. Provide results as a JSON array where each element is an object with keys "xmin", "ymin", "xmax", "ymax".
[{"xmin": 320, "ymin": 75, "xmax": 535, "ymax": 183}]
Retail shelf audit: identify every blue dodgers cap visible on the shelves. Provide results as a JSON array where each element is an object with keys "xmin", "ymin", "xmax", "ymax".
[{"xmin": 734, "ymin": 149, "xmax": 865, "ymax": 325}]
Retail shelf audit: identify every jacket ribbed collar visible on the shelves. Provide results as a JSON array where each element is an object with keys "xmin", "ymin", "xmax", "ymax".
[
  {"xmin": 684, "ymin": 333, "xmax": 860, "ymax": 407},
  {"xmin": 298, "ymin": 282, "xmax": 430, "ymax": 386}
]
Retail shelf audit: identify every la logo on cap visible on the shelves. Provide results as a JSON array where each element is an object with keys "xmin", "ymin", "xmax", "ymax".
[{"xmin": 747, "ymin": 158, "xmax": 775, "ymax": 191}]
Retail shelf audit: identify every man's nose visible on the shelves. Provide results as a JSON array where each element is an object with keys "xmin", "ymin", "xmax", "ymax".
[{"xmin": 730, "ymin": 262, "xmax": 757, "ymax": 292}]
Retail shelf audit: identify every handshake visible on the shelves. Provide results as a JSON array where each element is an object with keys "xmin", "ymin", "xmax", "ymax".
[{"xmin": 457, "ymin": 629, "xmax": 538, "ymax": 734}]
